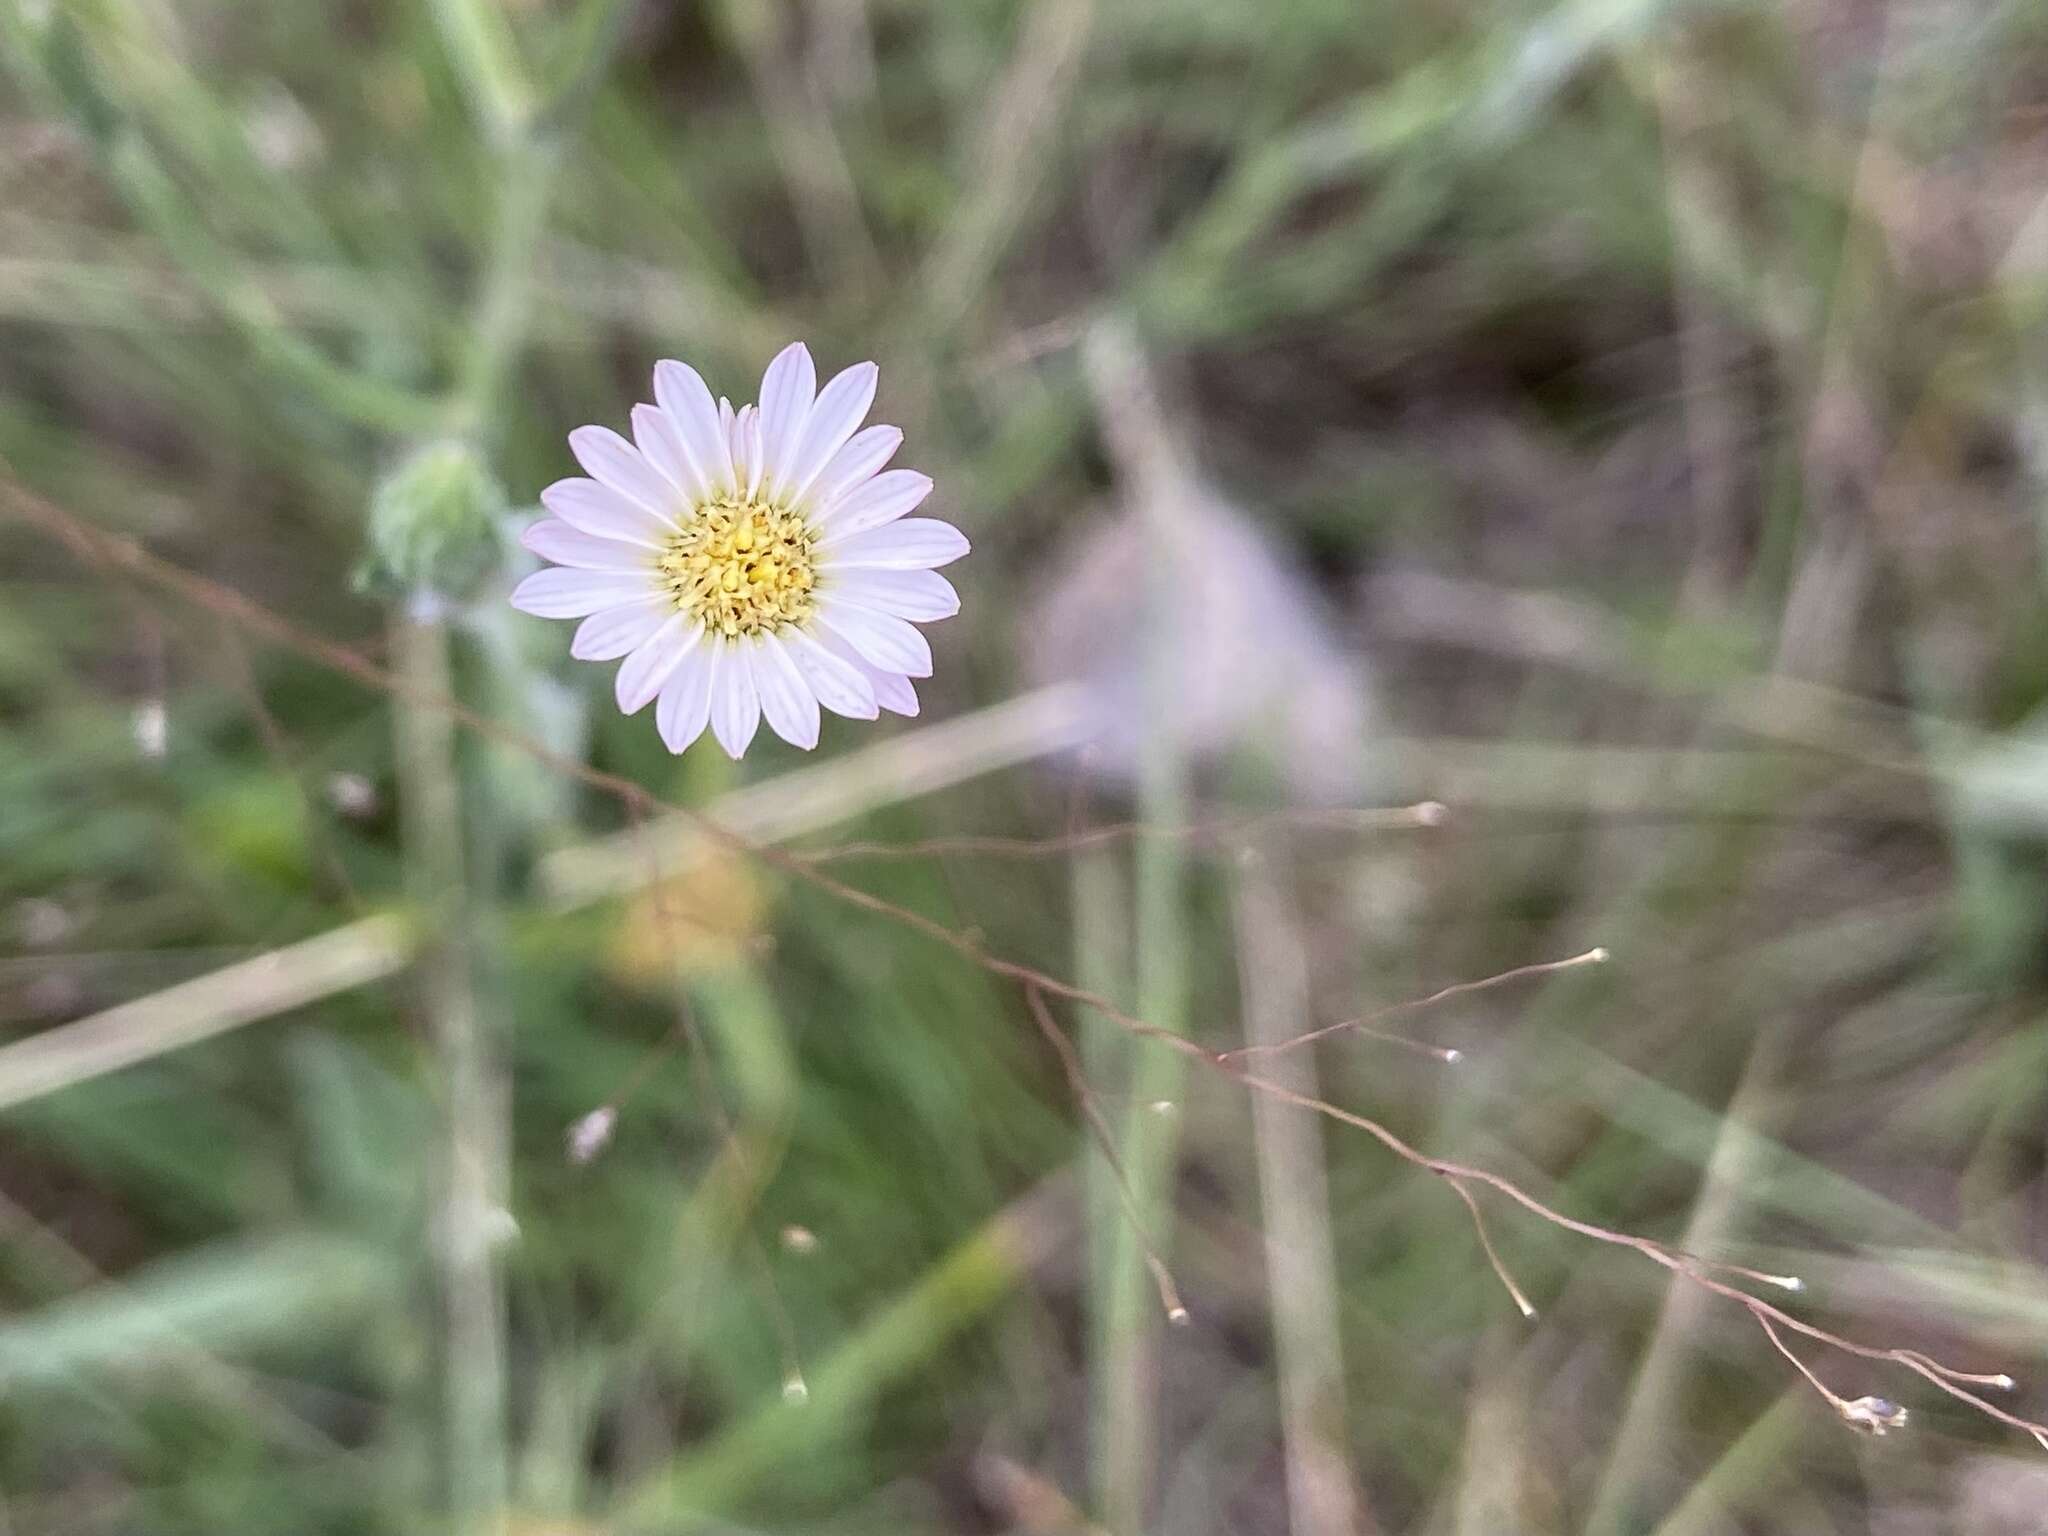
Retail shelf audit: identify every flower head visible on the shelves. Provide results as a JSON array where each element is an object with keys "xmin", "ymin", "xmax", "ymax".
[{"xmin": 511, "ymin": 344, "xmax": 966, "ymax": 756}]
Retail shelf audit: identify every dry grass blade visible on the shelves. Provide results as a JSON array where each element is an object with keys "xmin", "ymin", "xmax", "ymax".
[{"xmin": 0, "ymin": 914, "xmax": 415, "ymax": 1113}]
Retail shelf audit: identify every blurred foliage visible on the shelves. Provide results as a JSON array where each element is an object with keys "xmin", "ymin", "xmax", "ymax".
[{"xmin": 5, "ymin": 0, "xmax": 2048, "ymax": 1533}]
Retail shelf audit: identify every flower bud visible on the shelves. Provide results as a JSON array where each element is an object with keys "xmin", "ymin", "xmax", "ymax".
[{"xmin": 355, "ymin": 440, "xmax": 505, "ymax": 605}]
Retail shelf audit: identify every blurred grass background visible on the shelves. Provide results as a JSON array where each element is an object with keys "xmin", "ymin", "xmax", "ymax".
[{"xmin": 6, "ymin": 0, "xmax": 2048, "ymax": 1531}]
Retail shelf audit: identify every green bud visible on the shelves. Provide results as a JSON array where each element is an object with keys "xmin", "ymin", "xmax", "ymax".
[{"xmin": 355, "ymin": 440, "xmax": 505, "ymax": 605}]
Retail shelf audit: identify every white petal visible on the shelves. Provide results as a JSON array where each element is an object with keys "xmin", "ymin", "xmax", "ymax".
[
  {"xmin": 784, "ymin": 362, "xmax": 877, "ymax": 503},
  {"xmin": 521, "ymin": 519, "xmax": 655, "ymax": 571},
  {"xmin": 750, "ymin": 634, "xmax": 821, "ymax": 750},
  {"xmin": 812, "ymin": 625, "xmax": 919, "ymax": 716},
  {"xmin": 655, "ymin": 647, "xmax": 716, "ymax": 753},
  {"xmin": 541, "ymin": 478, "xmax": 671, "ymax": 548},
  {"xmin": 742, "ymin": 408, "xmax": 765, "ymax": 499},
  {"xmin": 867, "ymin": 668, "xmax": 920, "ymax": 716},
  {"xmin": 632, "ymin": 403, "xmax": 710, "ymax": 505},
  {"xmin": 708, "ymin": 641, "xmax": 761, "ymax": 758},
  {"xmin": 756, "ymin": 342, "xmax": 816, "ymax": 500},
  {"xmin": 571, "ymin": 600, "xmax": 672, "ymax": 660},
  {"xmin": 815, "ymin": 599, "xmax": 933, "ymax": 678},
  {"xmin": 570, "ymin": 426, "xmax": 684, "ymax": 523},
  {"xmin": 824, "ymin": 518, "xmax": 970, "ymax": 569},
  {"xmin": 718, "ymin": 396, "xmax": 736, "ymax": 435},
  {"xmin": 815, "ymin": 470, "xmax": 933, "ymax": 538},
  {"xmin": 511, "ymin": 568, "xmax": 656, "ymax": 618},
  {"xmin": 784, "ymin": 629, "xmax": 878, "ymax": 719},
  {"xmin": 730, "ymin": 404, "xmax": 762, "ymax": 499},
  {"xmin": 654, "ymin": 361, "xmax": 737, "ymax": 497},
  {"xmin": 831, "ymin": 567, "xmax": 960, "ymax": 622},
  {"xmin": 805, "ymin": 425, "xmax": 902, "ymax": 513},
  {"xmin": 614, "ymin": 616, "xmax": 702, "ymax": 715}
]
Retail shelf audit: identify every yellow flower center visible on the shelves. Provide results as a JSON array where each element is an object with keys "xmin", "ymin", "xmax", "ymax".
[{"xmin": 656, "ymin": 498, "xmax": 818, "ymax": 637}]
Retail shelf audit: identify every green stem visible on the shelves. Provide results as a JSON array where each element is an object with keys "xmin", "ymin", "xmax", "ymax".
[
  {"xmin": 427, "ymin": 0, "xmax": 536, "ymax": 144},
  {"xmin": 402, "ymin": 7, "xmax": 578, "ymax": 1523},
  {"xmin": 1099, "ymin": 495, "xmax": 1191, "ymax": 1536},
  {"xmin": 394, "ymin": 611, "xmax": 507, "ymax": 1535},
  {"xmin": 1073, "ymin": 837, "xmax": 1130, "ymax": 1479}
]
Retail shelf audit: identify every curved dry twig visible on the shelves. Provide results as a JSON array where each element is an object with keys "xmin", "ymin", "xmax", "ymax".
[
  {"xmin": 1225, "ymin": 1064, "xmax": 2048, "ymax": 1447},
  {"xmin": 1022, "ymin": 984, "xmax": 1186, "ymax": 1325}
]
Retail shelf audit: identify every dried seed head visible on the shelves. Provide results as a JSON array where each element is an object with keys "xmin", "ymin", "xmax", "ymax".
[{"xmin": 1841, "ymin": 1396, "xmax": 1909, "ymax": 1435}]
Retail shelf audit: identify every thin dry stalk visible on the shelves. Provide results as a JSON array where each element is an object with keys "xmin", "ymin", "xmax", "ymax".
[
  {"xmin": 1217, "ymin": 947, "xmax": 1608, "ymax": 1064},
  {"xmin": 1234, "ymin": 849, "xmax": 1374, "ymax": 1535},
  {"xmin": 802, "ymin": 802, "xmax": 1444, "ymax": 865},
  {"xmin": 721, "ymin": 0, "xmax": 879, "ymax": 290},
  {"xmin": 1447, "ymin": 1179, "xmax": 1536, "ymax": 1320},
  {"xmin": 920, "ymin": 0, "xmax": 1096, "ymax": 325}
]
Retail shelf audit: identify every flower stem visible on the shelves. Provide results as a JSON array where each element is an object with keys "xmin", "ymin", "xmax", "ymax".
[
  {"xmin": 394, "ymin": 609, "xmax": 507, "ymax": 1535},
  {"xmin": 1099, "ymin": 693, "xmax": 1190, "ymax": 1536},
  {"xmin": 1085, "ymin": 320, "xmax": 1193, "ymax": 1535},
  {"xmin": 405, "ymin": 5, "xmax": 560, "ymax": 1526}
]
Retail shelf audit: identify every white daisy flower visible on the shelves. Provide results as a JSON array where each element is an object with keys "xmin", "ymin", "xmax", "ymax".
[{"xmin": 510, "ymin": 344, "xmax": 968, "ymax": 757}]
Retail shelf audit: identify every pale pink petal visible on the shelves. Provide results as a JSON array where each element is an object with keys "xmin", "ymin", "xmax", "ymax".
[
  {"xmin": 814, "ymin": 470, "xmax": 932, "ymax": 538},
  {"xmin": 813, "ymin": 626, "xmax": 919, "ymax": 717},
  {"xmin": 750, "ymin": 634, "xmax": 821, "ymax": 750},
  {"xmin": 756, "ymin": 342, "xmax": 817, "ymax": 500},
  {"xmin": 632, "ymin": 403, "xmax": 710, "ymax": 505},
  {"xmin": 823, "ymin": 518, "xmax": 969, "ymax": 569},
  {"xmin": 521, "ymin": 519, "xmax": 655, "ymax": 571},
  {"xmin": 830, "ymin": 567, "xmax": 960, "ymax": 622},
  {"xmin": 511, "ymin": 568, "xmax": 656, "ymax": 618},
  {"xmin": 784, "ymin": 362, "xmax": 877, "ymax": 503},
  {"xmin": 653, "ymin": 361, "xmax": 737, "ymax": 498},
  {"xmin": 569, "ymin": 426, "xmax": 683, "ymax": 522},
  {"xmin": 815, "ymin": 599, "xmax": 933, "ymax": 678},
  {"xmin": 783, "ymin": 629, "xmax": 878, "ymax": 719},
  {"xmin": 708, "ymin": 641, "xmax": 761, "ymax": 758},
  {"xmin": 730, "ymin": 404, "xmax": 762, "ymax": 499},
  {"xmin": 742, "ymin": 408, "xmax": 765, "ymax": 500},
  {"xmin": 571, "ymin": 600, "xmax": 672, "ymax": 661},
  {"xmin": 655, "ymin": 647, "xmax": 716, "ymax": 753},
  {"xmin": 804, "ymin": 425, "xmax": 901, "ymax": 513},
  {"xmin": 614, "ymin": 615, "xmax": 703, "ymax": 715},
  {"xmin": 866, "ymin": 668, "xmax": 920, "ymax": 716},
  {"xmin": 541, "ymin": 478, "xmax": 671, "ymax": 548}
]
